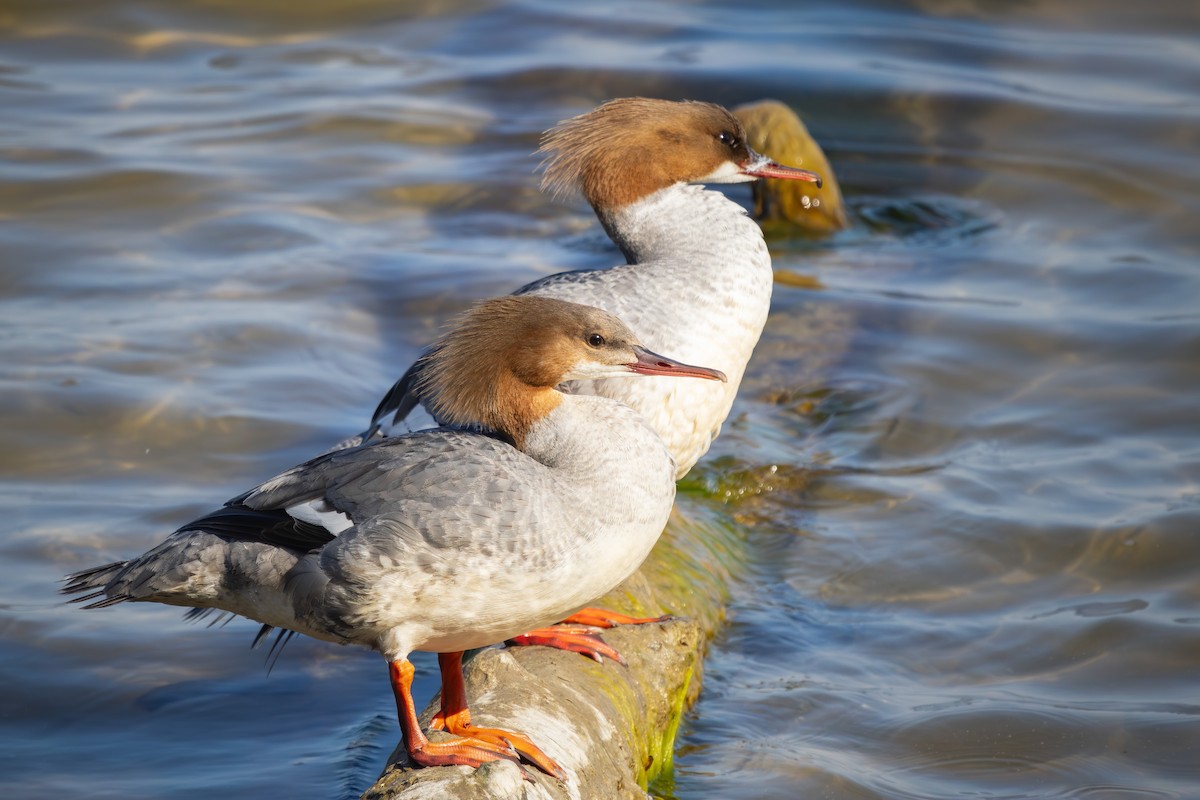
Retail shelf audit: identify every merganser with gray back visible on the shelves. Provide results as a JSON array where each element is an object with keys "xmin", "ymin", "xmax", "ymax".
[
  {"xmin": 62, "ymin": 296, "xmax": 725, "ymax": 782},
  {"xmin": 359, "ymin": 97, "xmax": 822, "ymax": 477}
]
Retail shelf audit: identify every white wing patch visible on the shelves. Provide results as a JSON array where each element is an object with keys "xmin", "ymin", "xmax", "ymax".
[{"xmin": 287, "ymin": 498, "xmax": 353, "ymax": 535}]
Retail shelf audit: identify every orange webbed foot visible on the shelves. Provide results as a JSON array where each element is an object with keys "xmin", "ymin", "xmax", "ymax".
[
  {"xmin": 407, "ymin": 732, "xmax": 523, "ymax": 771},
  {"xmin": 390, "ymin": 657, "xmax": 531, "ymax": 778},
  {"xmin": 435, "ymin": 713, "xmax": 565, "ymax": 781},
  {"xmin": 506, "ymin": 606, "xmax": 671, "ymax": 663},
  {"xmin": 507, "ymin": 623, "xmax": 626, "ymax": 664},
  {"xmin": 429, "ymin": 652, "xmax": 565, "ymax": 781}
]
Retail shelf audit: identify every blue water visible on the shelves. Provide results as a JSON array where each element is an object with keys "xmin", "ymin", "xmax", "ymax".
[{"xmin": 2, "ymin": 1, "xmax": 1198, "ymax": 798}]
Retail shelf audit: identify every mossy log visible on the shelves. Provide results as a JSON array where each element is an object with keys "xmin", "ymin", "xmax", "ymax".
[{"xmin": 360, "ymin": 499, "xmax": 744, "ymax": 800}]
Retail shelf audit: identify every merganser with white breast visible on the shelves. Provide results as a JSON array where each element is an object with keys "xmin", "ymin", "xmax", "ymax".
[
  {"xmin": 362, "ymin": 97, "xmax": 822, "ymax": 476},
  {"xmin": 344, "ymin": 99, "xmax": 821, "ymax": 659},
  {"xmin": 62, "ymin": 296, "xmax": 725, "ymax": 780}
]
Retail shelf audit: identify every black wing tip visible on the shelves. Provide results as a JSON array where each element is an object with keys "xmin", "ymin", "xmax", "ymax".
[{"xmin": 369, "ymin": 358, "xmax": 427, "ymax": 433}]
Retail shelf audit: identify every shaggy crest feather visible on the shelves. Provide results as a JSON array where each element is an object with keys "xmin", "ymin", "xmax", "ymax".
[
  {"xmin": 415, "ymin": 295, "xmax": 641, "ymax": 446},
  {"xmin": 537, "ymin": 97, "xmax": 753, "ymax": 209}
]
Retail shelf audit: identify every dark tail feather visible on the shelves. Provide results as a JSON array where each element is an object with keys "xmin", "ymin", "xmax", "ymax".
[
  {"xmin": 61, "ymin": 561, "xmax": 128, "ymax": 606},
  {"xmin": 251, "ymin": 624, "xmax": 296, "ymax": 674},
  {"xmin": 252, "ymin": 623, "xmax": 275, "ymax": 649},
  {"xmin": 184, "ymin": 608, "xmax": 237, "ymax": 628},
  {"xmin": 82, "ymin": 594, "xmax": 133, "ymax": 609},
  {"xmin": 66, "ymin": 560, "xmax": 299, "ymax": 669},
  {"xmin": 266, "ymin": 630, "xmax": 295, "ymax": 674}
]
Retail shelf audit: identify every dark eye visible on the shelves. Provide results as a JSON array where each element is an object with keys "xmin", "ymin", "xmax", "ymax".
[
  {"xmin": 717, "ymin": 130, "xmax": 740, "ymax": 149},
  {"xmin": 587, "ymin": 333, "xmax": 605, "ymax": 348}
]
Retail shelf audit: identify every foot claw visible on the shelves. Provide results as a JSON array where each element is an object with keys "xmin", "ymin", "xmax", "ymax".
[
  {"xmin": 508, "ymin": 624, "xmax": 626, "ymax": 665},
  {"xmin": 445, "ymin": 722, "xmax": 565, "ymax": 781},
  {"xmin": 395, "ymin": 655, "xmax": 561, "ymax": 780},
  {"xmin": 506, "ymin": 607, "xmax": 671, "ymax": 662},
  {"xmin": 407, "ymin": 734, "xmax": 521, "ymax": 771}
]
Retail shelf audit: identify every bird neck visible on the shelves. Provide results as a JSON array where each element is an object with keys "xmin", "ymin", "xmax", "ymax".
[
  {"xmin": 594, "ymin": 182, "xmax": 765, "ymax": 265},
  {"xmin": 522, "ymin": 393, "xmax": 675, "ymax": 482},
  {"xmin": 422, "ymin": 358, "xmax": 562, "ymax": 451}
]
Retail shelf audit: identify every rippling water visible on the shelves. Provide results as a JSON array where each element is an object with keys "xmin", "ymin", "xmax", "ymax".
[{"xmin": 2, "ymin": 1, "xmax": 1198, "ymax": 798}]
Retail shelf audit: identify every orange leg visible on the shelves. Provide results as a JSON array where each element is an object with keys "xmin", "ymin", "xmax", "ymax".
[
  {"xmin": 507, "ymin": 607, "xmax": 672, "ymax": 663},
  {"xmin": 388, "ymin": 658, "xmax": 521, "ymax": 772},
  {"xmin": 428, "ymin": 652, "xmax": 565, "ymax": 781}
]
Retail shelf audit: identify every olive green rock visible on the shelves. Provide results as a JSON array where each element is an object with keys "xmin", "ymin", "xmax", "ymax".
[{"xmin": 734, "ymin": 99, "xmax": 849, "ymax": 233}]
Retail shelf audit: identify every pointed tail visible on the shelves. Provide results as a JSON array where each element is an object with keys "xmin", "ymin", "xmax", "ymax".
[{"xmin": 61, "ymin": 561, "xmax": 130, "ymax": 609}]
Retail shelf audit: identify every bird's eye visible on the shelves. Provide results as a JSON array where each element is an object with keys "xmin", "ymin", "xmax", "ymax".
[
  {"xmin": 717, "ymin": 131, "xmax": 739, "ymax": 149},
  {"xmin": 587, "ymin": 333, "xmax": 605, "ymax": 348}
]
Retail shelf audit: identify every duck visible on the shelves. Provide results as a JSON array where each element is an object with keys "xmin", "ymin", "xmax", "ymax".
[
  {"xmin": 339, "ymin": 97, "xmax": 823, "ymax": 658},
  {"xmin": 62, "ymin": 295, "xmax": 726, "ymax": 780}
]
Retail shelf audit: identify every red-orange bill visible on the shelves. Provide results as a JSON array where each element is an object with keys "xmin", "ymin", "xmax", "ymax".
[
  {"xmin": 742, "ymin": 154, "xmax": 823, "ymax": 186},
  {"xmin": 627, "ymin": 346, "xmax": 727, "ymax": 382}
]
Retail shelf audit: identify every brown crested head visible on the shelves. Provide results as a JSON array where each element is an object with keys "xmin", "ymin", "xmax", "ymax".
[
  {"xmin": 417, "ymin": 295, "xmax": 725, "ymax": 447},
  {"xmin": 538, "ymin": 97, "xmax": 759, "ymax": 210},
  {"xmin": 416, "ymin": 296, "xmax": 631, "ymax": 445}
]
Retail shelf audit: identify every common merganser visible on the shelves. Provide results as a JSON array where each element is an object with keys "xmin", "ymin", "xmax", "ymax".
[
  {"xmin": 62, "ymin": 296, "xmax": 725, "ymax": 780},
  {"xmin": 343, "ymin": 98, "xmax": 822, "ymax": 658},
  {"xmin": 362, "ymin": 98, "xmax": 822, "ymax": 475}
]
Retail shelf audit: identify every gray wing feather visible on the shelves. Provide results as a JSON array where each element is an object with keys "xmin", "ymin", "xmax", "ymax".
[{"xmin": 241, "ymin": 430, "xmax": 539, "ymax": 535}]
